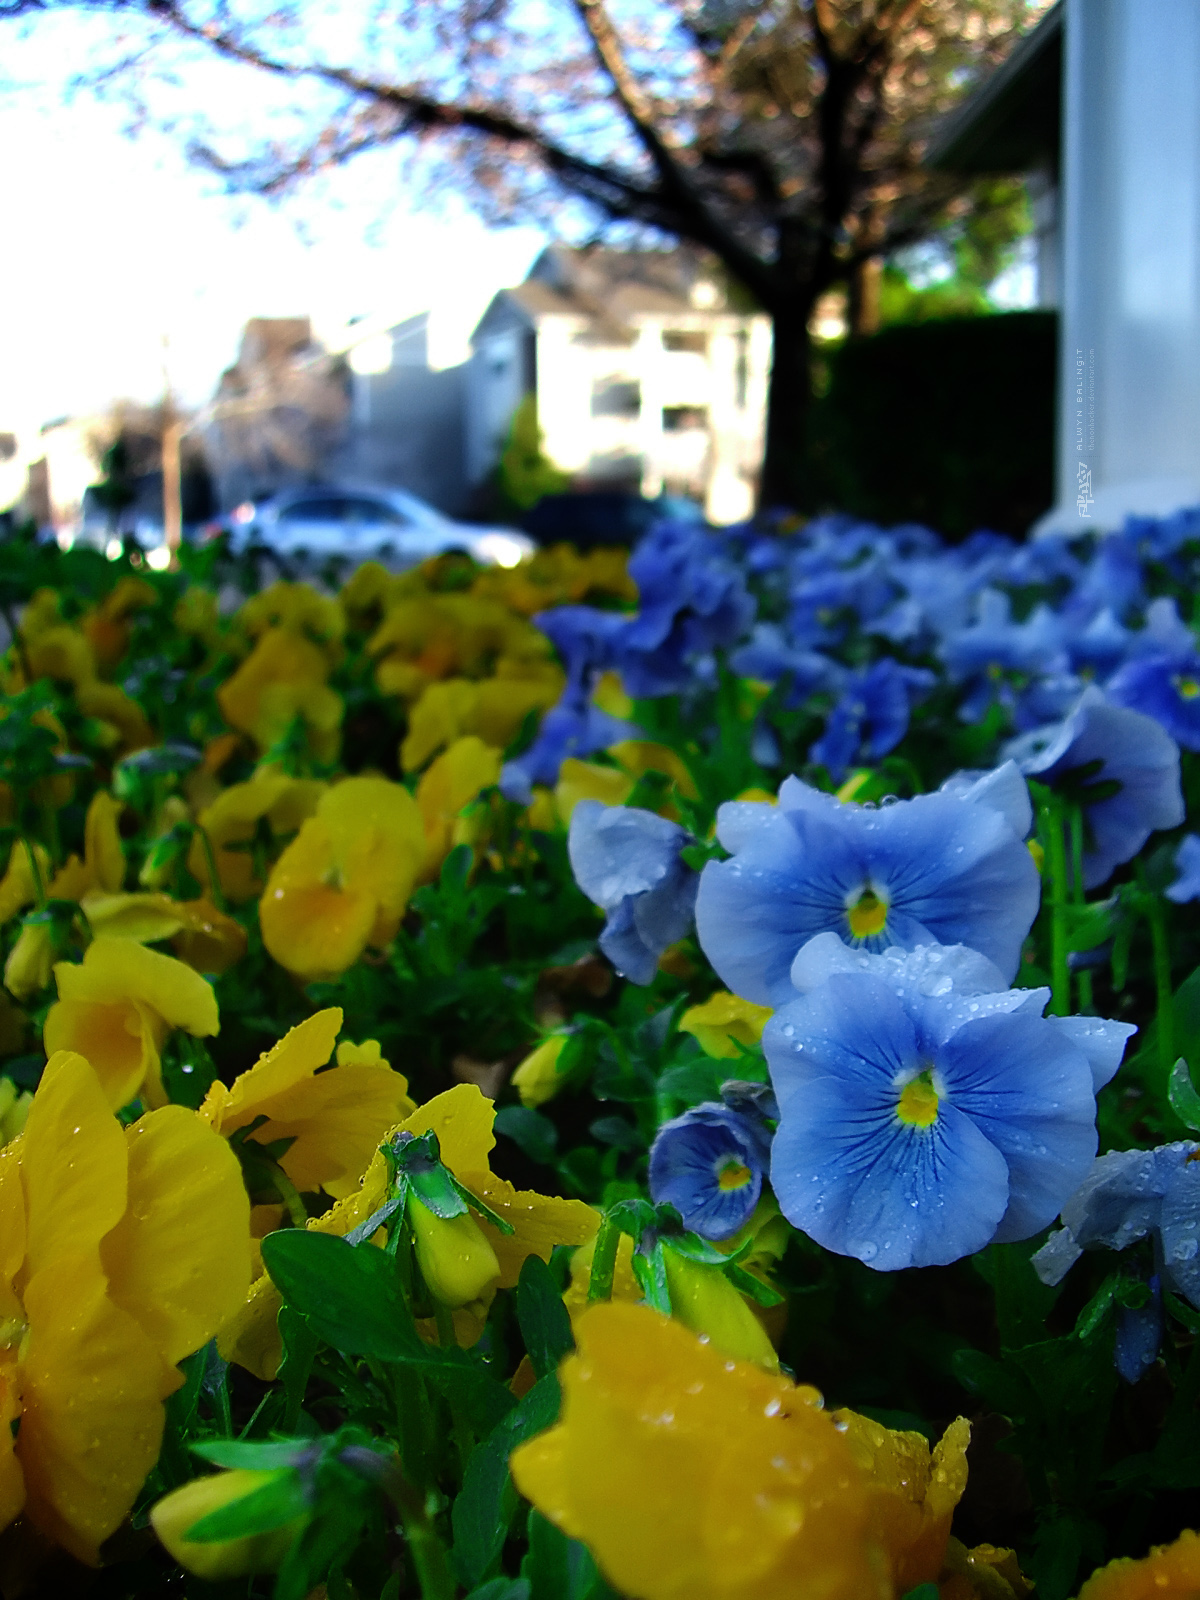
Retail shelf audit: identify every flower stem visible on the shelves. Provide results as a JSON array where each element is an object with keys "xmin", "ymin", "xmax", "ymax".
[
  {"xmin": 1040, "ymin": 793, "xmax": 1071, "ymax": 1016},
  {"xmin": 1068, "ymin": 805, "xmax": 1094, "ymax": 1013},
  {"xmin": 587, "ymin": 1215, "xmax": 620, "ymax": 1302},
  {"xmin": 1144, "ymin": 891, "xmax": 1176, "ymax": 1078}
]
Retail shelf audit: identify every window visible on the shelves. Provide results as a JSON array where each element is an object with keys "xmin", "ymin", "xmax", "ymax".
[
  {"xmin": 280, "ymin": 496, "xmax": 410, "ymax": 527},
  {"xmin": 662, "ymin": 406, "xmax": 708, "ymax": 433},
  {"xmin": 663, "ymin": 330, "xmax": 708, "ymax": 354},
  {"xmin": 591, "ymin": 378, "xmax": 641, "ymax": 418}
]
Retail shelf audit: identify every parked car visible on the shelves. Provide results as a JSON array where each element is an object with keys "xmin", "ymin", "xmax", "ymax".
[{"xmin": 223, "ymin": 485, "xmax": 534, "ymax": 570}]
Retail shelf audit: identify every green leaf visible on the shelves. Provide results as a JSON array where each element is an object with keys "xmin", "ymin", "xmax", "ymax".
[
  {"xmin": 277, "ymin": 1305, "xmax": 320, "ymax": 1433},
  {"xmin": 521, "ymin": 1510, "xmax": 617, "ymax": 1600},
  {"xmin": 495, "ymin": 1105, "xmax": 558, "ymax": 1166},
  {"xmin": 517, "ymin": 1255, "xmax": 574, "ymax": 1379},
  {"xmin": 192, "ymin": 1438, "xmax": 314, "ymax": 1470},
  {"xmin": 466, "ymin": 1582, "xmax": 531, "ymax": 1600},
  {"xmin": 186, "ymin": 1468, "xmax": 310, "ymax": 1542},
  {"xmin": 901, "ymin": 1587, "xmax": 940, "ymax": 1600},
  {"xmin": 452, "ymin": 1373, "xmax": 561, "ymax": 1590},
  {"xmin": 1169, "ymin": 1056, "xmax": 1200, "ymax": 1132},
  {"xmin": 261, "ymin": 1230, "xmax": 421, "ymax": 1361}
]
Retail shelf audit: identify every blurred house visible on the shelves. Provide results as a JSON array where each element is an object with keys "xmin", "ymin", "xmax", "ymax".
[
  {"xmin": 331, "ymin": 310, "xmax": 469, "ymax": 515},
  {"xmin": 467, "ymin": 248, "xmax": 771, "ymax": 524},
  {"xmin": 206, "ymin": 318, "xmax": 350, "ymax": 510}
]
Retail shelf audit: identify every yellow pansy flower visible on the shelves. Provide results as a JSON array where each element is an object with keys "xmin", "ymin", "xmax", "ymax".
[
  {"xmin": 198, "ymin": 1009, "xmax": 416, "ymax": 1201},
  {"xmin": 236, "ymin": 580, "xmax": 345, "ymax": 655},
  {"xmin": 1076, "ymin": 1530, "xmax": 1200, "ymax": 1599},
  {"xmin": 510, "ymin": 1301, "xmax": 890, "ymax": 1600},
  {"xmin": 151, "ymin": 1466, "xmax": 307, "ymax": 1579},
  {"xmin": 81, "ymin": 576, "xmax": 158, "ymax": 671},
  {"xmin": 555, "ymin": 740, "xmax": 697, "ymax": 825},
  {"xmin": 679, "ymin": 992, "xmax": 774, "ymax": 1059},
  {"xmin": 400, "ymin": 666, "xmax": 564, "ymax": 771},
  {"xmin": 217, "ymin": 628, "xmax": 343, "ymax": 763},
  {"xmin": 43, "ymin": 936, "xmax": 219, "ymax": 1109},
  {"xmin": 0, "ymin": 839, "xmax": 50, "ymax": 926},
  {"xmin": 0, "ymin": 1049, "xmax": 249, "ymax": 1563},
  {"xmin": 415, "ymin": 735, "xmax": 502, "ymax": 879},
  {"xmin": 259, "ymin": 777, "xmax": 426, "ymax": 979},
  {"xmin": 220, "ymin": 1082, "xmax": 597, "ymax": 1378},
  {"xmin": 75, "ymin": 679, "xmax": 155, "ymax": 755},
  {"xmin": 189, "ymin": 771, "xmax": 327, "ymax": 904},
  {"xmin": 939, "ymin": 1538, "xmax": 1032, "ymax": 1600}
]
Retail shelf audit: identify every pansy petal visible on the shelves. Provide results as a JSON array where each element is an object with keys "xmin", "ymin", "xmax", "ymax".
[
  {"xmin": 101, "ymin": 1105, "xmax": 251, "ymax": 1366},
  {"xmin": 19, "ymin": 1249, "xmax": 175, "ymax": 1564},
  {"xmin": 398, "ymin": 1084, "xmax": 497, "ymax": 1177},
  {"xmin": 20, "ymin": 1051, "xmax": 128, "ymax": 1277},
  {"xmin": 202, "ymin": 1009, "xmax": 343, "ymax": 1135},
  {"xmin": 461, "ymin": 1169, "xmax": 599, "ymax": 1287}
]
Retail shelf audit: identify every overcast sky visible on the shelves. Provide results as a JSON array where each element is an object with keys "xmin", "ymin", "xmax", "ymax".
[{"xmin": 0, "ymin": 14, "xmax": 544, "ymax": 438}]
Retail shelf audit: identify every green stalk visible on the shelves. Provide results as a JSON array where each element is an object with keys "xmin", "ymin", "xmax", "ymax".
[
  {"xmin": 1144, "ymin": 892, "xmax": 1176, "ymax": 1077},
  {"xmin": 1040, "ymin": 794, "xmax": 1071, "ymax": 1016},
  {"xmin": 269, "ymin": 1161, "xmax": 310, "ymax": 1229},
  {"xmin": 587, "ymin": 1214, "xmax": 621, "ymax": 1302},
  {"xmin": 375, "ymin": 1455, "xmax": 457, "ymax": 1600},
  {"xmin": 194, "ymin": 823, "xmax": 229, "ymax": 912},
  {"xmin": 21, "ymin": 836, "xmax": 46, "ymax": 908},
  {"xmin": 1068, "ymin": 805, "xmax": 1094, "ymax": 1013}
]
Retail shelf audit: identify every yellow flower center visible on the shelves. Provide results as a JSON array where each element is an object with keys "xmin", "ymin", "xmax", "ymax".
[
  {"xmin": 1176, "ymin": 676, "xmax": 1200, "ymax": 701},
  {"xmin": 847, "ymin": 888, "xmax": 889, "ymax": 939},
  {"xmin": 717, "ymin": 1160, "xmax": 753, "ymax": 1191},
  {"xmin": 897, "ymin": 1071, "xmax": 940, "ymax": 1128}
]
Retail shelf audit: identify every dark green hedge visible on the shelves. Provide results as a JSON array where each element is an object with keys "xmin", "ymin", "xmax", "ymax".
[{"xmin": 803, "ymin": 310, "xmax": 1056, "ymax": 540}]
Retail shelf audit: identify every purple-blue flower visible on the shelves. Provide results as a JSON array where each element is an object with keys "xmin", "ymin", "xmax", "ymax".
[
  {"xmin": 568, "ymin": 801, "xmax": 699, "ymax": 984},
  {"xmin": 1167, "ymin": 835, "xmax": 1200, "ymax": 903},
  {"xmin": 694, "ymin": 762, "xmax": 1040, "ymax": 1005},
  {"xmin": 810, "ymin": 659, "xmax": 935, "ymax": 780},
  {"xmin": 1033, "ymin": 1141, "xmax": 1200, "ymax": 1311},
  {"xmin": 1004, "ymin": 685, "xmax": 1184, "ymax": 889},
  {"xmin": 649, "ymin": 1098, "xmax": 773, "ymax": 1240},
  {"xmin": 763, "ymin": 938, "xmax": 1131, "ymax": 1271},
  {"xmin": 940, "ymin": 589, "xmax": 1068, "ymax": 722},
  {"xmin": 1106, "ymin": 651, "xmax": 1200, "ymax": 751}
]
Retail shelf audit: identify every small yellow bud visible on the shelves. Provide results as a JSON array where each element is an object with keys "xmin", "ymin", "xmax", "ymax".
[
  {"xmin": 150, "ymin": 1469, "xmax": 305, "ymax": 1579},
  {"xmin": 511, "ymin": 1035, "xmax": 570, "ymax": 1108},
  {"xmin": 662, "ymin": 1251, "xmax": 779, "ymax": 1371},
  {"xmin": 409, "ymin": 1199, "xmax": 501, "ymax": 1309}
]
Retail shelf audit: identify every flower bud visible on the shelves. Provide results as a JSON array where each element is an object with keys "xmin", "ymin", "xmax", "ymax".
[
  {"xmin": 661, "ymin": 1250, "xmax": 779, "ymax": 1371},
  {"xmin": 150, "ymin": 1468, "xmax": 305, "ymax": 1579},
  {"xmin": 511, "ymin": 1035, "xmax": 569, "ymax": 1108},
  {"xmin": 408, "ymin": 1199, "xmax": 500, "ymax": 1308}
]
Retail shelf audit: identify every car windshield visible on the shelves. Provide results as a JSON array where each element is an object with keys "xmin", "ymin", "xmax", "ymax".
[{"xmin": 279, "ymin": 495, "xmax": 412, "ymax": 527}]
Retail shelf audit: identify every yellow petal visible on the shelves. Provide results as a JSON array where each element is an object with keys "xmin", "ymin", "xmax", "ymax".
[
  {"xmin": 511, "ymin": 1035, "xmax": 570, "ymax": 1109},
  {"xmin": 263, "ymin": 1065, "xmax": 418, "ymax": 1198},
  {"xmin": 401, "ymin": 679, "xmax": 480, "ymax": 770},
  {"xmin": 81, "ymin": 891, "xmax": 187, "ymax": 944},
  {"xmin": 416, "ymin": 736, "xmax": 502, "ymax": 878},
  {"xmin": 151, "ymin": 1467, "xmax": 305, "ymax": 1578},
  {"xmin": 397, "ymin": 1083, "xmax": 496, "ymax": 1176},
  {"xmin": 0, "ymin": 841, "xmax": 49, "ymax": 925},
  {"xmin": 0, "ymin": 1146, "xmax": 26, "ymax": 1325},
  {"xmin": 19, "ymin": 1248, "xmax": 175, "ymax": 1564},
  {"xmin": 460, "ymin": 1170, "xmax": 598, "ymax": 1289},
  {"xmin": 610, "ymin": 739, "xmax": 698, "ymax": 798},
  {"xmin": 200, "ymin": 1010, "xmax": 342, "ymax": 1137},
  {"xmin": 41, "ymin": 997, "xmax": 154, "ymax": 1111},
  {"xmin": 101, "ymin": 1105, "xmax": 251, "ymax": 1367},
  {"xmin": 216, "ymin": 1272, "xmax": 286, "ymax": 1383},
  {"xmin": 52, "ymin": 937, "xmax": 219, "ymax": 1037},
  {"xmin": 679, "ymin": 992, "xmax": 774, "ymax": 1059},
  {"xmin": 0, "ymin": 1361, "xmax": 25, "ymax": 1534},
  {"xmin": 19, "ymin": 1051, "xmax": 128, "ymax": 1280},
  {"xmin": 554, "ymin": 759, "xmax": 632, "ymax": 824},
  {"xmin": 169, "ymin": 899, "xmax": 249, "ymax": 976}
]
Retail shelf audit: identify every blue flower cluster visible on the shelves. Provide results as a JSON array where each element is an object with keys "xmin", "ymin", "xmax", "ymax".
[{"xmin": 555, "ymin": 501, "xmax": 1200, "ymax": 1284}]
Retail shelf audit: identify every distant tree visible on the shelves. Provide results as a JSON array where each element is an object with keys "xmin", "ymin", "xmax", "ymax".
[
  {"xmin": 5, "ymin": 0, "xmax": 1050, "ymax": 504},
  {"xmin": 497, "ymin": 396, "xmax": 572, "ymax": 513}
]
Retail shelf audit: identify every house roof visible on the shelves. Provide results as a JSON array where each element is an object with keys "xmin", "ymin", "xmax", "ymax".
[
  {"xmin": 471, "ymin": 246, "xmax": 740, "ymax": 347},
  {"xmin": 926, "ymin": 1, "xmax": 1062, "ymax": 176}
]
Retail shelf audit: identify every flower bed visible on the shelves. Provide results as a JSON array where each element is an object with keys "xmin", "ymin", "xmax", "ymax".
[{"xmin": 0, "ymin": 509, "xmax": 1199, "ymax": 1599}]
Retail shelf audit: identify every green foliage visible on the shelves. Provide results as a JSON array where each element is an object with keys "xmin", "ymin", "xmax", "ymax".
[{"xmin": 498, "ymin": 396, "xmax": 571, "ymax": 514}]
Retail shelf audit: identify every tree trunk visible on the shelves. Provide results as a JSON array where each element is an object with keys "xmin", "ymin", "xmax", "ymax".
[
  {"xmin": 758, "ymin": 298, "xmax": 816, "ymax": 512},
  {"xmin": 849, "ymin": 257, "xmax": 882, "ymax": 336}
]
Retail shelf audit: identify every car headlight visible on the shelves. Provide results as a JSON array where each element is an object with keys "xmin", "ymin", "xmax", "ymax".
[{"xmin": 472, "ymin": 531, "xmax": 531, "ymax": 569}]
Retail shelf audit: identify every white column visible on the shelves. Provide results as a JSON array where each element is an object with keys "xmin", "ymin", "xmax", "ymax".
[{"xmin": 1037, "ymin": 0, "xmax": 1200, "ymax": 534}]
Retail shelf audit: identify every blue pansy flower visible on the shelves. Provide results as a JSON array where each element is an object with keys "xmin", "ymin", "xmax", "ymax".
[
  {"xmin": 810, "ymin": 659, "xmax": 935, "ymax": 781},
  {"xmin": 499, "ymin": 700, "xmax": 636, "ymax": 804},
  {"xmin": 728, "ymin": 624, "xmax": 835, "ymax": 707},
  {"xmin": 940, "ymin": 589, "xmax": 1068, "ymax": 722},
  {"xmin": 1167, "ymin": 835, "xmax": 1200, "ymax": 903},
  {"xmin": 763, "ymin": 937, "xmax": 1131, "ymax": 1271},
  {"xmin": 649, "ymin": 1092, "xmax": 775, "ymax": 1241},
  {"xmin": 568, "ymin": 802, "xmax": 699, "ymax": 984},
  {"xmin": 1004, "ymin": 685, "xmax": 1184, "ymax": 889},
  {"xmin": 1106, "ymin": 650, "xmax": 1200, "ymax": 751},
  {"xmin": 1034, "ymin": 1142, "xmax": 1200, "ymax": 1381},
  {"xmin": 694, "ymin": 761, "xmax": 1040, "ymax": 1005}
]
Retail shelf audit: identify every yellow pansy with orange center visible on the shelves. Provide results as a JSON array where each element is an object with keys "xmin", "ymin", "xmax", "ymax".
[
  {"xmin": 1076, "ymin": 1530, "xmax": 1200, "ymax": 1599},
  {"xmin": 0, "ymin": 1049, "xmax": 249, "ymax": 1563},
  {"xmin": 198, "ymin": 1008, "xmax": 416, "ymax": 1202},
  {"xmin": 259, "ymin": 776, "xmax": 426, "ymax": 979},
  {"xmin": 43, "ymin": 936, "xmax": 219, "ymax": 1109},
  {"xmin": 219, "ymin": 1082, "xmax": 597, "ymax": 1379}
]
